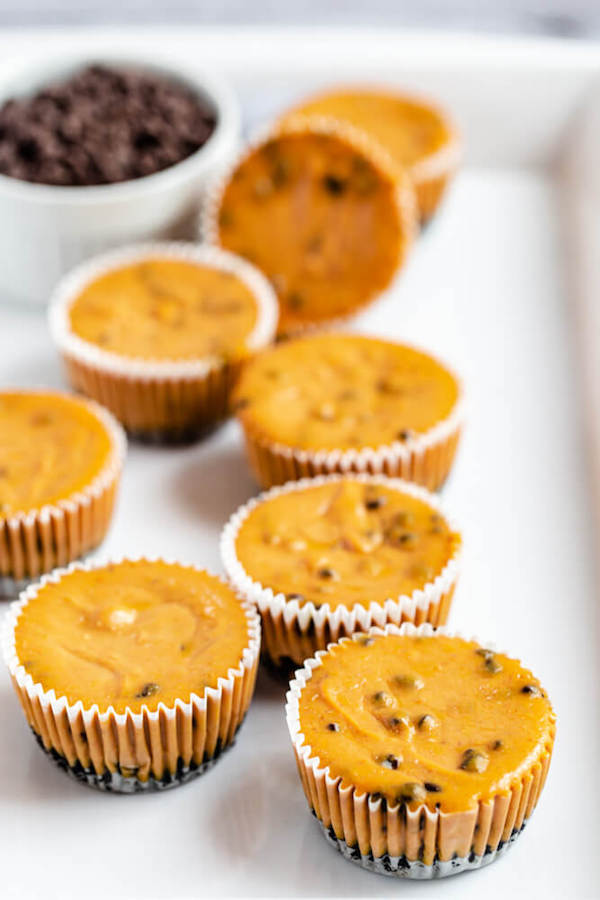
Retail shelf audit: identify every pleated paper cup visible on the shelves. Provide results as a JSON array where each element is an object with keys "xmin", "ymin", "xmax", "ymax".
[
  {"xmin": 221, "ymin": 474, "xmax": 461, "ymax": 668},
  {"xmin": 1, "ymin": 558, "xmax": 261, "ymax": 792},
  {"xmin": 49, "ymin": 242, "xmax": 279, "ymax": 441},
  {"xmin": 0, "ymin": 390, "xmax": 125, "ymax": 593},
  {"xmin": 200, "ymin": 115, "xmax": 419, "ymax": 338},
  {"xmin": 286, "ymin": 622, "xmax": 556, "ymax": 879},
  {"xmin": 234, "ymin": 346, "xmax": 464, "ymax": 492}
]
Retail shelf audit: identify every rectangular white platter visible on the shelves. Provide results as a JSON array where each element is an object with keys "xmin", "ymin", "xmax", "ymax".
[{"xmin": 0, "ymin": 28, "xmax": 599, "ymax": 900}]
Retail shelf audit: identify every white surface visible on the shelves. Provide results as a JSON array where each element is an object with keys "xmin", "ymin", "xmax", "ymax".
[{"xmin": 0, "ymin": 31, "xmax": 599, "ymax": 900}]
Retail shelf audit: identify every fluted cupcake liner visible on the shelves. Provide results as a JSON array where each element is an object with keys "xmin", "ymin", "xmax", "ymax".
[
  {"xmin": 221, "ymin": 474, "xmax": 461, "ymax": 667},
  {"xmin": 49, "ymin": 242, "xmax": 279, "ymax": 440},
  {"xmin": 0, "ymin": 392, "xmax": 125, "ymax": 591},
  {"xmin": 2, "ymin": 557, "xmax": 261, "ymax": 792},
  {"xmin": 285, "ymin": 622, "xmax": 555, "ymax": 879},
  {"xmin": 235, "ymin": 358, "xmax": 464, "ymax": 492},
  {"xmin": 200, "ymin": 114, "xmax": 419, "ymax": 338}
]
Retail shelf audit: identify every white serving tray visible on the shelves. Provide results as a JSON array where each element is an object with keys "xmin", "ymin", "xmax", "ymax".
[{"xmin": 0, "ymin": 28, "xmax": 599, "ymax": 900}]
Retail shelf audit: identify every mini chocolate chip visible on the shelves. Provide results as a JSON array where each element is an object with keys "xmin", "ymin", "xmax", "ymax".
[
  {"xmin": 379, "ymin": 754, "xmax": 400, "ymax": 770},
  {"xmin": 424, "ymin": 781, "xmax": 442, "ymax": 793},
  {"xmin": 475, "ymin": 647, "xmax": 494, "ymax": 657},
  {"xmin": 397, "ymin": 429, "xmax": 413, "ymax": 441},
  {"xmin": 394, "ymin": 674, "xmax": 424, "ymax": 690},
  {"xmin": 372, "ymin": 691, "xmax": 393, "ymax": 706},
  {"xmin": 323, "ymin": 174, "xmax": 346, "ymax": 195},
  {"xmin": 317, "ymin": 567, "xmax": 337, "ymax": 580},
  {"xmin": 397, "ymin": 782, "xmax": 427, "ymax": 804},
  {"xmin": 521, "ymin": 684, "xmax": 542, "ymax": 696},
  {"xmin": 327, "ymin": 722, "xmax": 340, "ymax": 732},
  {"xmin": 365, "ymin": 495, "xmax": 386, "ymax": 510},
  {"xmin": 417, "ymin": 714, "xmax": 436, "ymax": 731},
  {"xmin": 484, "ymin": 655, "xmax": 503, "ymax": 674},
  {"xmin": 491, "ymin": 739, "xmax": 503, "ymax": 751},
  {"xmin": 286, "ymin": 592, "xmax": 305, "ymax": 602},
  {"xmin": 136, "ymin": 682, "xmax": 160, "ymax": 699},
  {"xmin": 459, "ymin": 748, "xmax": 489, "ymax": 773},
  {"xmin": 386, "ymin": 716, "xmax": 409, "ymax": 733}
]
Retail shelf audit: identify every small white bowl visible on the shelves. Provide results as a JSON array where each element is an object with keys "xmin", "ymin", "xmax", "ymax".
[{"xmin": 0, "ymin": 51, "xmax": 241, "ymax": 305}]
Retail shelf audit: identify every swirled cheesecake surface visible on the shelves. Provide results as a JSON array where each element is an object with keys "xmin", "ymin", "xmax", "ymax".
[
  {"xmin": 68, "ymin": 259, "xmax": 260, "ymax": 361},
  {"xmin": 0, "ymin": 390, "xmax": 114, "ymax": 516},
  {"xmin": 216, "ymin": 126, "xmax": 407, "ymax": 334},
  {"xmin": 235, "ymin": 480, "xmax": 459, "ymax": 609},
  {"xmin": 297, "ymin": 633, "xmax": 555, "ymax": 812},
  {"xmin": 233, "ymin": 333, "xmax": 460, "ymax": 451},
  {"xmin": 14, "ymin": 561, "xmax": 250, "ymax": 713}
]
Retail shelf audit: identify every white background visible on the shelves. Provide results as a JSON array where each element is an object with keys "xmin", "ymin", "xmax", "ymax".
[{"xmin": 0, "ymin": 30, "xmax": 599, "ymax": 900}]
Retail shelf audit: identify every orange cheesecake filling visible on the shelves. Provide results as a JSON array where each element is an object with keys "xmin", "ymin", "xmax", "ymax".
[
  {"xmin": 235, "ymin": 480, "xmax": 459, "ymax": 609},
  {"xmin": 68, "ymin": 258, "xmax": 259, "ymax": 361},
  {"xmin": 216, "ymin": 127, "xmax": 407, "ymax": 334},
  {"xmin": 283, "ymin": 89, "xmax": 452, "ymax": 174},
  {"xmin": 233, "ymin": 333, "xmax": 460, "ymax": 451},
  {"xmin": 0, "ymin": 391, "xmax": 113, "ymax": 515},
  {"xmin": 298, "ymin": 633, "xmax": 555, "ymax": 813},
  {"xmin": 14, "ymin": 560, "xmax": 250, "ymax": 713}
]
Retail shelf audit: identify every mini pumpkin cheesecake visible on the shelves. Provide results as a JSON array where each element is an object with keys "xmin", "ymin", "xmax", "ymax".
[
  {"xmin": 287, "ymin": 624, "xmax": 555, "ymax": 878},
  {"xmin": 2, "ymin": 559, "xmax": 260, "ymax": 791},
  {"xmin": 222, "ymin": 475, "xmax": 460, "ymax": 666},
  {"xmin": 281, "ymin": 88, "xmax": 460, "ymax": 224},
  {"xmin": 231, "ymin": 332, "xmax": 463, "ymax": 490},
  {"xmin": 0, "ymin": 390, "xmax": 125, "ymax": 588},
  {"xmin": 49, "ymin": 243, "xmax": 278, "ymax": 440},
  {"xmin": 203, "ymin": 117, "xmax": 417, "ymax": 336}
]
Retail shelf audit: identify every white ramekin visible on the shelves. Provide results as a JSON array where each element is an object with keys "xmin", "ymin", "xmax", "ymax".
[{"xmin": 0, "ymin": 50, "xmax": 241, "ymax": 305}]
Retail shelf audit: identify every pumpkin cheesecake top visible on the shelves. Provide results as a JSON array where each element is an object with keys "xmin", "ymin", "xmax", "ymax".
[
  {"xmin": 213, "ymin": 121, "xmax": 414, "ymax": 335},
  {"xmin": 67, "ymin": 258, "xmax": 262, "ymax": 361},
  {"xmin": 14, "ymin": 560, "xmax": 251, "ymax": 713},
  {"xmin": 0, "ymin": 390, "xmax": 116, "ymax": 516},
  {"xmin": 233, "ymin": 333, "xmax": 460, "ymax": 452},
  {"xmin": 297, "ymin": 632, "xmax": 555, "ymax": 813},
  {"xmin": 233, "ymin": 479, "xmax": 459, "ymax": 609},
  {"xmin": 282, "ymin": 88, "xmax": 456, "ymax": 179}
]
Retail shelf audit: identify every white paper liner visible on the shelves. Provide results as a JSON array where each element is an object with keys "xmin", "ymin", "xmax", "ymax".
[
  {"xmin": 0, "ymin": 389, "xmax": 126, "ymax": 586},
  {"xmin": 234, "ymin": 336, "xmax": 464, "ymax": 491},
  {"xmin": 1, "ymin": 556, "xmax": 261, "ymax": 792},
  {"xmin": 285, "ymin": 622, "xmax": 556, "ymax": 878},
  {"xmin": 48, "ymin": 242, "xmax": 279, "ymax": 437},
  {"xmin": 221, "ymin": 473, "xmax": 461, "ymax": 666},
  {"xmin": 199, "ymin": 114, "xmax": 419, "ymax": 336}
]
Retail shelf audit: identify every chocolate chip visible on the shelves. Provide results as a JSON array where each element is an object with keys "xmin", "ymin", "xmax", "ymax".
[
  {"xmin": 327, "ymin": 722, "xmax": 340, "ymax": 732},
  {"xmin": 322, "ymin": 174, "xmax": 346, "ymax": 195},
  {"xmin": 136, "ymin": 682, "xmax": 160, "ymax": 699},
  {"xmin": 379, "ymin": 754, "xmax": 400, "ymax": 770},
  {"xmin": 397, "ymin": 782, "xmax": 427, "ymax": 804},
  {"xmin": 521, "ymin": 684, "xmax": 542, "ymax": 696},
  {"xmin": 424, "ymin": 781, "xmax": 442, "ymax": 793},
  {"xmin": 286, "ymin": 592, "xmax": 304, "ymax": 602},
  {"xmin": 317, "ymin": 567, "xmax": 337, "ymax": 580},
  {"xmin": 397, "ymin": 429, "xmax": 413, "ymax": 441},
  {"xmin": 0, "ymin": 64, "xmax": 216, "ymax": 186},
  {"xmin": 365, "ymin": 495, "xmax": 386, "ymax": 510}
]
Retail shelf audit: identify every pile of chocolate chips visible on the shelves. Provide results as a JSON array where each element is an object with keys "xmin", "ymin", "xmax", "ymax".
[{"xmin": 0, "ymin": 64, "xmax": 217, "ymax": 186}]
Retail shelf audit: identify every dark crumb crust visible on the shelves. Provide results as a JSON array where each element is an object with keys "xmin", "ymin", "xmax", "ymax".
[
  {"xmin": 32, "ymin": 725, "xmax": 241, "ymax": 794},
  {"xmin": 315, "ymin": 814, "xmax": 526, "ymax": 879},
  {"xmin": 125, "ymin": 417, "xmax": 226, "ymax": 446}
]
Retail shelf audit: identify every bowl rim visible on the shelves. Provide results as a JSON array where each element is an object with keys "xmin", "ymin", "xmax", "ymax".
[{"xmin": 0, "ymin": 49, "xmax": 240, "ymax": 206}]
